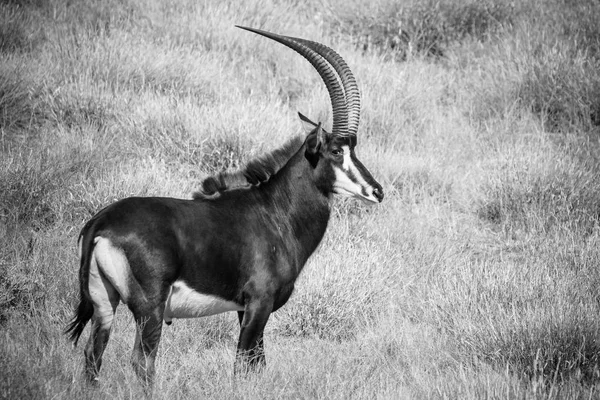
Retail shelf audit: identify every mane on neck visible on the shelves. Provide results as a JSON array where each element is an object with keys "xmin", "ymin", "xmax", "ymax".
[{"xmin": 193, "ymin": 135, "xmax": 305, "ymax": 200}]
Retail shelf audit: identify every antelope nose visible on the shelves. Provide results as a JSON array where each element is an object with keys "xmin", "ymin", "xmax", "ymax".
[{"xmin": 373, "ymin": 187, "xmax": 384, "ymax": 202}]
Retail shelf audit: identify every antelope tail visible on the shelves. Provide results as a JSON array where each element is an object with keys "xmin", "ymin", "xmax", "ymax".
[{"xmin": 65, "ymin": 222, "xmax": 97, "ymax": 346}]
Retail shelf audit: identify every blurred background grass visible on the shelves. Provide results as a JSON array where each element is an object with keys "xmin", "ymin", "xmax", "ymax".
[{"xmin": 1, "ymin": 0, "xmax": 600, "ymax": 398}]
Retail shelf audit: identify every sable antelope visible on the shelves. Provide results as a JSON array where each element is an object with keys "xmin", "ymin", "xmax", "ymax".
[{"xmin": 66, "ymin": 26, "xmax": 384, "ymax": 386}]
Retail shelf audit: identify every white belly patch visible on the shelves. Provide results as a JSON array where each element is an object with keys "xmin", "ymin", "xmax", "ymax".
[{"xmin": 164, "ymin": 280, "xmax": 243, "ymax": 323}]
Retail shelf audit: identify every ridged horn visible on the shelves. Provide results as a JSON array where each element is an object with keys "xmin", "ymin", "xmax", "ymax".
[
  {"xmin": 292, "ymin": 38, "xmax": 360, "ymax": 138},
  {"xmin": 237, "ymin": 26, "xmax": 350, "ymax": 137}
]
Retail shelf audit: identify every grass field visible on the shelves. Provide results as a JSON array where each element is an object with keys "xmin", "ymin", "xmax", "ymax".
[{"xmin": 2, "ymin": 0, "xmax": 600, "ymax": 398}]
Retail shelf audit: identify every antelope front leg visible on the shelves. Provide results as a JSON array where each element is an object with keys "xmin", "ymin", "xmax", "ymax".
[{"xmin": 234, "ymin": 299, "xmax": 272, "ymax": 374}]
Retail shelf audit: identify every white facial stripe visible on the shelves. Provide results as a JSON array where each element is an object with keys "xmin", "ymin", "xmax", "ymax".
[
  {"xmin": 333, "ymin": 166, "xmax": 363, "ymax": 198},
  {"xmin": 336, "ymin": 145, "xmax": 378, "ymax": 203},
  {"xmin": 342, "ymin": 145, "xmax": 351, "ymax": 170},
  {"xmin": 164, "ymin": 280, "xmax": 244, "ymax": 323},
  {"xmin": 348, "ymin": 160, "xmax": 371, "ymax": 194}
]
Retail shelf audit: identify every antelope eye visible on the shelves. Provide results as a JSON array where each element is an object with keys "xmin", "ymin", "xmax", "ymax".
[{"xmin": 331, "ymin": 148, "xmax": 343, "ymax": 156}]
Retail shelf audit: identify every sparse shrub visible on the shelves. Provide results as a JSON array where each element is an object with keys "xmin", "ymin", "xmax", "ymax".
[
  {"xmin": 0, "ymin": 62, "xmax": 43, "ymax": 135},
  {"xmin": 470, "ymin": 155, "xmax": 600, "ymax": 383},
  {"xmin": 52, "ymin": 0, "xmax": 141, "ymax": 37},
  {"xmin": 0, "ymin": 315, "xmax": 68, "ymax": 399},
  {"xmin": 441, "ymin": 227, "xmax": 600, "ymax": 385},
  {"xmin": 274, "ymin": 283, "xmax": 368, "ymax": 341},
  {"xmin": 199, "ymin": 316, "xmax": 238, "ymax": 348},
  {"xmin": 477, "ymin": 307, "xmax": 600, "ymax": 383},
  {"xmin": 461, "ymin": 1, "xmax": 600, "ymax": 131},
  {"xmin": 517, "ymin": 49, "xmax": 600, "ymax": 132},
  {"xmin": 328, "ymin": 0, "xmax": 444, "ymax": 60},
  {"xmin": 544, "ymin": 0, "xmax": 600, "ymax": 60},
  {"xmin": 0, "ymin": 0, "xmax": 46, "ymax": 7},
  {"xmin": 328, "ymin": 0, "xmax": 514, "ymax": 60},
  {"xmin": 47, "ymin": 90, "xmax": 113, "ymax": 130},
  {"xmin": 124, "ymin": 63, "xmax": 194, "ymax": 95},
  {"xmin": 0, "ymin": 229, "xmax": 48, "ymax": 325},
  {"xmin": 272, "ymin": 250, "xmax": 385, "ymax": 342},
  {"xmin": 0, "ymin": 133, "xmax": 106, "ymax": 229},
  {"xmin": 201, "ymin": 135, "xmax": 248, "ymax": 175},
  {"xmin": 392, "ymin": 167, "xmax": 452, "ymax": 204},
  {"xmin": 445, "ymin": 2, "xmax": 513, "ymax": 41},
  {"xmin": 194, "ymin": 315, "xmax": 238, "ymax": 349},
  {"xmin": 0, "ymin": 351, "xmax": 42, "ymax": 400},
  {"xmin": 478, "ymin": 164, "xmax": 600, "ymax": 236},
  {"xmin": 0, "ymin": 262, "xmax": 45, "ymax": 324},
  {"xmin": 501, "ymin": 0, "xmax": 600, "ymax": 132},
  {"xmin": 134, "ymin": 110, "xmax": 249, "ymax": 171},
  {"xmin": 0, "ymin": 4, "xmax": 43, "ymax": 53},
  {"xmin": 0, "ymin": 164, "xmax": 58, "ymax": 229}
]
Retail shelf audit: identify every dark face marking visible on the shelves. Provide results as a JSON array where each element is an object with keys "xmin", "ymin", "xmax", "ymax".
[{"xmin": 313, "ymin": 132, "xmax": 383, "ymax": 204}]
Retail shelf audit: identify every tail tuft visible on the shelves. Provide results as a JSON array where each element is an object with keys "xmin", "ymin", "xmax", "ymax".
[
  {"xmin": 65, "ymin": 297, "xmax": 94, "ymax": 346},
  {"xmin": 65, "ymin": 225, "xmax": 97, "ymax": 346}
]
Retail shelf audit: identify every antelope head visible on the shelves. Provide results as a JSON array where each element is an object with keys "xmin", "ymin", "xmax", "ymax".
[{"xmin": 238, "ymin": 26, "xmax": 384, "ymax": 204}]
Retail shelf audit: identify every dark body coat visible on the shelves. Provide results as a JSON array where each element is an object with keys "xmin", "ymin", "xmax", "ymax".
[{"xmin": 81, "ymin": 141, "xmax": 330, "ymax": 313}]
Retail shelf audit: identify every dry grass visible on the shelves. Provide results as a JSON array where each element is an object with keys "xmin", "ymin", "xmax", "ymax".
[{"xmin": 2, "ymin": 0, "xmax": 600, "ymax": 398}]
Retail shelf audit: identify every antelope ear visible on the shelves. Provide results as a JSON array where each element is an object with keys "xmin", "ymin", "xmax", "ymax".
[
  {"xmin": 304, "ymin": 120, "xmax": 323, "ymax": 167},
  {"xmin": 305, "ymin": 122, "xmax": 323, "ymax": 153},
  {"xmin": 299, "ymin": 111, "xmax": 325, "ymax": 152},
  {"xmin": 298, "ymin": 112, "xmax": 319, "ymax": 134}
]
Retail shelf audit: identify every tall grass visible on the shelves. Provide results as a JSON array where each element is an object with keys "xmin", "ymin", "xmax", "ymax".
[{"xmin": 2, "ymin": 0, "xmax": 600, "ymax": 398}]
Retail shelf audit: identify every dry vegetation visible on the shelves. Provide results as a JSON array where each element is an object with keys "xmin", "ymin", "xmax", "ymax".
[{"xmin": 2, "ymin": 0, "xmax": 600, "ymax": 398}]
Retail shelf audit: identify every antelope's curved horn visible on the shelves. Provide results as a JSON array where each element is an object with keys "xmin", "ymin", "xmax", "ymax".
[
  {"xmin": 292, "ymin": 38, "xmax": 360, "ymax": 138},
  {"xmin": 236, "ymin": 26, "xmax": 349, "ymax": 137}
]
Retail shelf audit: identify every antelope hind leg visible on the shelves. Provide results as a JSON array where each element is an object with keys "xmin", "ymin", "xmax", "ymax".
[{"xmin": 84, "ymin": 248, "xmax": 120, "ymax": 383}]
